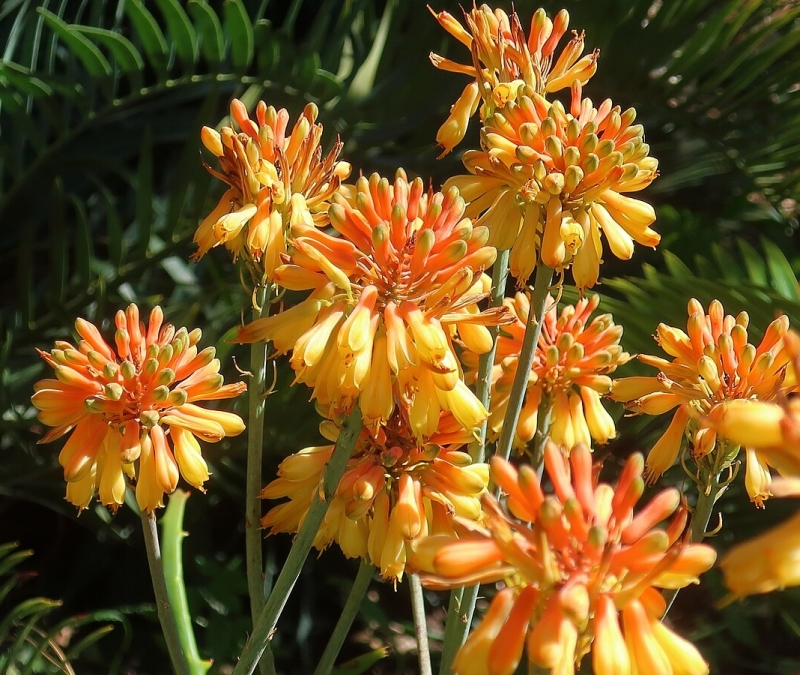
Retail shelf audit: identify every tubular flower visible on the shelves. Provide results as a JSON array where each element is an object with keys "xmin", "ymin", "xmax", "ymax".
[
  {"xmin": 612, "ymin": 298, "xmax": 796, "ymax": 501},
  {"xmin": 429, "ymin": 6, "xmax": 599, "ymax": 155},
  {"xmin": 719, "ymin": 508, "xmax": 800, "ymax": 600},
  {"xmin": 446, "ymin": 83, "xmax": 658, "ymax": 287},
  {"xmin": 32, "ymin": 305, "xmax": 246, "ymax": 513},
  {"xmin": 235, "ymin": 169, "xmax": 512, "ymax": 438},
  {"xmin": 464, "ymin": 293, "xmax": 627, "ymax": 452},
  {"xmin": 261, "ymin": 411, "xmax": 488, "ymax": 581},
  {"xmin": 410, "ymin": 443, "xmax": 715, "ymax": 675},
  {"xmin": 194, "ymin": 98, "xmax": 351, "ymax": 277}
]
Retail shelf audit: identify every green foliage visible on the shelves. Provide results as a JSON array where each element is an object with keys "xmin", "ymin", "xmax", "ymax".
[{"xmin": 0, "ymin": 541, "xmax": 128, "ymax": 673}]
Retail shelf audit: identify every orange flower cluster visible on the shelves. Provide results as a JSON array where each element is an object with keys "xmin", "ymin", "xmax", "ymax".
[
  {"xmin": 194, "ymin": 98, "xmax": 350, "ymax": 276},
  {"xmin": 411, "ymin": 443, "xmax": 715, "ymax": 675},
  {"xmin": 236, "ymin": 170, "xmax": 511, "ymax": 438},
  {"xmin": 465, "ymin": 293, "xmax": 626, "ymax": 451},
  {"xmin": 447, "ymin": 84, "xmax": 658, "ymax": 286},
  {"xmin": 612, "ymin": 299, "xmax": 795, "ymax": 503},
  {"xmin": 32, "ymin": 305, "xmax": 246, "ymax": 512},
  {"xmin": 430, "ymin": 6, "xmax": 599, "ymax": 155},
  {"xmin": 262, "ymin": 411, "xmax": 488, "ymax": 581}
]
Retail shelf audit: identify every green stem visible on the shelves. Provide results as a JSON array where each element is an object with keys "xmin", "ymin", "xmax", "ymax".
[
  {"xmin": 232, "ymin": 406, "xmax": 364, "ymax": 675},
  {"xmin": 140, "ymin": 510, "xmax": 191, "ymax": 675},
  {"xmin": 313, "ymin": 561, "xmax": 374, "ymax": 675},
  {"xmin": 409, "ymin": 574, "xmax": 432, "ymax": 675},
  {"xmin": 496, "ymin": 263, "xmax": 554, "ymax": 464},
  {"xmin": 663, "ymin": 468, "xmax": 723, "ymax": 614},
  {"xmin": 470, "ymin": 247, "xmax": 510, "ymax": 463},
  {"xmin": 246, "ymin": 286, "xmax": 270, "ymax": 630},
  {"xmin": 531, "ymin": 398, "xmax": 554, "ymax": 480},
  {"xmin": 161, "ymin": 490, "xmax": 212, "ymax": 675},
  {"xmin": 440, "ymin": 249, "xmax": 510, "ymax": 674}
]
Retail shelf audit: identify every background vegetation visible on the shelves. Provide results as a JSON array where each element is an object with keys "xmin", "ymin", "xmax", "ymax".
[{"xmin": 1, "ymin": 0, "xmax": 798, "ymax": 672}]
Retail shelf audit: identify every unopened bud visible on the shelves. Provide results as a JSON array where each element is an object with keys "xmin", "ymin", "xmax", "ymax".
[{"xmin": 104, "ymin": 383, "xmax": 124, "ymax": 401}]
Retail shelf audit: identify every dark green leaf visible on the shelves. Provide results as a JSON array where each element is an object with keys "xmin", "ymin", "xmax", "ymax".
[
  {"xmin": 124, "ymin": 0, "xmax": 169, "ymax": 73},
  {"xmin": 154, "ymin": 0, "xmax": 199, "ymax": 66},
  {"xmin": 72, "ymin": 25, "xmax": 145, "ymax": 81},
  {"xmin": 187, "ymin": 0, "xmax": 224, "ymax": 65},
  {"xmin": 224, "ymin": 0, "xmax": 253, "ymax": 70},
  {"xmin": 762, "ymin": 237, "xmax": 800, "ymax": 301},
  {"xmin": 36, "ymin": 8, "xmax": 112, "ymax": 77}
]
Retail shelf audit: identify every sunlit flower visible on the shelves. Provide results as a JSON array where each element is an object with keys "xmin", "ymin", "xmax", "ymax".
[
  {"xmin": 719, "ymin": 506, "xmax": 800, "ymax": 600},
  {"xmin": 236, "ymin": 169, "xmax": 511, "ymax": 438},
  {"xmin": 194, "ymin": 98, "xmax": 350, "ymax": 277},
  {"xmin": 430, "ymin": 6, "xmax": 599, "ymax": 155},
  {"xmin": 446, "ymin": 83, "xmax": 658, "ymax": 286},
  {"xmin": 411, "ymin": 443, "xmax": 715, "ymax": 675},
  {"xmin": 262, "ymin": 411, "xmax": 488, "ymax": 581},
  {"xmin": 464, "ymin": 293, "xmax": 627, "ymax": 452},
  {"xmin": 32, "ymin": 305, "xmax": 246, "ymax": 513},
  {"xmin": 611, "ymin": 299, "xmax": 795, "ymax": 504}
]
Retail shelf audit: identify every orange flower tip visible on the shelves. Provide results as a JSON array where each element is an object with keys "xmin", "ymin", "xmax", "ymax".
[
  {"xmin": 433, "ymin": 539, "xmax": 504, "ymax": 578},
  {"xmin": 709, "ymin": 399, "xmax": 784, "ymax": 448}
]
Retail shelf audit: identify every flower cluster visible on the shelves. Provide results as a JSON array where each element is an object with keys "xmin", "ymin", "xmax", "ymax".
[
  {"xmin": 411, "ymin": 443, "xmax": 715, "ymax": 675},
  {"xmin": 612, "ymin": 298, "xmax": 795, "ymax": 504},
  {"xmin": 262, "ymin": 411, "xmax": 488, "ymax": 581},
  {"xmin": 430, "ymin": 6, "xmax": 598, "ymax": 155},
  {"xmin": 236, "ymin": 169, "xmax": 512, "ymax": 438},
  {"xmin": 465, "ymin": 293, "xmax": 626, "ymax": 452},
  {"xmin": 194, "ymin": 98, "xmax": 350, "ymax": 277},
  {"xmin": 447, "ymin": 84, "xmax": 658, "ymax": 286},
  {"xmin": 32, "ymin": 305, "xmax": 246, "ymax": 512}
]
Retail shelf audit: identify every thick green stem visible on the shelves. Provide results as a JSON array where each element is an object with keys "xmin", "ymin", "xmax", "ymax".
[
  {"xmin": 496, "ymin": 263, "xmax": 554, "ymax": 463},
  {"xmin": 161, "ymin": 490, "xmax": 212, "ymax": 675},
  {"xmin": 246, "ymin": 291, "xmax": 268, "ymax": 613},
  {"xmin": 232, "ymin": 407, "xmax": 364, "ymax": 675},
  {"xmin": 246, "ymin": 285, "xmax": 272, "ymax": 675},
  {"xmin": 663, "ymin": 469, "xmax": 723, "ymax": 614},
  {"xmin": 440, "ymin": 250, "xmax": 510, "ymax": 674},
  {"xmin": 470, "ymin": 247, "xmax": 511, "ymax": 463},
  {"xmin": 531, "ymin": 398, "xmax": 554, "ymax": 480},
  {"xmin": 313, "ymin": 561, "xmax": 374, "ymax": 675},
  {"xmin": 140, "ymin": 510, "xmax": 191, "ymax": 675},
  {"xmin": 409, "ymin": 574, "xmax": 432, "ymax": 675}
]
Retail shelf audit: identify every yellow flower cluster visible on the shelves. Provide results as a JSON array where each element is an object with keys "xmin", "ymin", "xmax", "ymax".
[
  {"xmin": 194, "ymin": 98, "xmax": 350, "ymax": 278},
  {"xmin": 411, "ymin": 443, "xmax": 715, "ymax": 675},
  {"xmin": 430, "ymin": 6, "xmax": 598, "ymax": 155},
  {"xmin": 32, "ymin": 305, "xmax": 246, "ymax": 512},
  {"xmin": 612, "ymin": 298, "xmax": 796, "ymax": 503},
  {"xmin": 465, "ymin": 293, "xmax": 626, "ymax": 451},
  {"xmin": 236, "ymin": 169, "xmax": 512, "ymax": 437},
  {"xmin": 262, "ymin": 411, "xmax": 488, "ymax": 581}
]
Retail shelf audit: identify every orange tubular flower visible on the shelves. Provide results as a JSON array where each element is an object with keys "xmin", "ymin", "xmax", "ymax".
[
  {"xmin": 430, "ymin": 6, "xmax": 599, "ymax": 155},
  {"xmin": 612, "ymin": 299, "xmax": 796, "ymax": 503},
  {"xmin": 446, "ymin": 82, "xmax": 658, "ymax": 287},
  {"xmin": 465, "ymin": 293, "xmax": 627, "ymax": 452},
  {"xmin": 410, "ymin": 443, "xmax": 715, "ymax": 675},
  {"xmin": 194, "ymin": 98, "xmax": 350, "ymax": 277},
  {"xmin": 235, "ymin": 169, "xmax": 512, "ymax": 438},
  {"xmin": 32, "ymin": 305, "xmax": 246, "ymax": 513},
  {"xmin": 261, "ymin": 411, "xmax": 488, "ymax": 581}
]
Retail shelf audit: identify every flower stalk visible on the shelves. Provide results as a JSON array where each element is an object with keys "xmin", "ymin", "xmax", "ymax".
[
  {"xmin": 161, "ymin": 490, "xmax": 212, "ymax": 675},
  {"xmin": 140, "ymin": 509, "xmax": 191, "ymax": 675},
  {"xmin": 313, "ymin": 561, "xmax": 374, "ymax": 675},
  {"xmin": 232, "ymin": 406, "xmax": 364, "ymax": 675},
  {"xmin": 440, "ymin": 248, "xmax": 510, "ymax": 675},
  {"xmin": 496, "ymin": 262, "xmax": 555, "ymax": 464},
  {"xmin": 246, "ymin": 285, "xmax": 271, "ymax": 647},
  {"xmin": 409, "ymin": 574, "xmax": 433, "ymax": 675}
]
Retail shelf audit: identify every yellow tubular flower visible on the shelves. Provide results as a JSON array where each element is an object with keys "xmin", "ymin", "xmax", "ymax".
[
  {"xmin": 719, "ymin": 509, "xmax": 800, "ymax": 600},
  {"xmin": 32, "ymin": 305, "xmax": 246, "ymax": 513},
  {"xmin": 446, "ymin": 82, "xmax": 658, "ymax": 287},
  {"xmin": 409, "ymin": 442, "xmax": 714, "ymax": 674},
  {"xmin": 194, "ymin": 98, "xmax": 350, "ymax": 277},
  {"xmin": 261, "ymin": 411, "xmax": 488, "ymax": 582},
  {"xmin": 612, "ymin": 299, "xmax": 797, "ymax": 503},
  {"xmin": 236, "ymin": 169, "xmax": 512, "ymax": 437},
  {"xmin": 429, "ymin": 6, "xmax": 600, "ymax": 155},
  {"xmin": 464, "ymin": 293, "xmax": 627, "ymax": 452}
]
